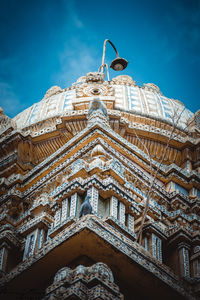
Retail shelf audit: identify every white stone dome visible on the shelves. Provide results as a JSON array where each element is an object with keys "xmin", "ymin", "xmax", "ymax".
[{"xmin": 13, "ymin": 74, "xmax": 193, "ymax": 130}]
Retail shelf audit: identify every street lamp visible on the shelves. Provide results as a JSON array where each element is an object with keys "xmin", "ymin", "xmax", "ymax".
[{"xmin": 99, "ymin": 39, "xmax": 128, "ymax": 76}]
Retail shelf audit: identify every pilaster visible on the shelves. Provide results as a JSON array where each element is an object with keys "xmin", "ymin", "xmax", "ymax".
[
  {"xmin": 178, "ymin": 242, "xmax": 190, "ymax": 277},
  {"xmin": 87, "ymin": 186, "xmax": 99, "ymax": 214}
]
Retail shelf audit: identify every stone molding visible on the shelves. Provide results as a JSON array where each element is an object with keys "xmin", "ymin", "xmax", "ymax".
[{"xmin": 0, "ymin": 215, "xmax": 196, "ymax": 299}]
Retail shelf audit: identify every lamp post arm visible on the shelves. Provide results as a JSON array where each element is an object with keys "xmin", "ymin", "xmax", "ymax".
[
  {"xmin": 101, "ymin": 39, "xmax": 119, "ymax": 72},
  {"xmin": 98, "ymin": 63, "xmax": 110, "ymax": 81}
]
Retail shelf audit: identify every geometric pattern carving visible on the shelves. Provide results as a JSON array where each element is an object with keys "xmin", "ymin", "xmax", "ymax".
[
  {"xmin": 37, "ymin": 229, "xmax": 44, "ymax": 250},
  {"xmin": 118, "ymin": 202, "xmax": 126, "ymax": 224},
  {"xmin": 87, "ymin": 186, "xmax": 99, "ymax": 214},
  {"xmin": 61, "ymin": 198, "xmax": 69, "ymax": 222},
  {"xmin": 152, "ymin": 233, "xmax": 162, "ymax": 263},
  {"xmin": 127, "ymin": 214, "xmax": 134, "ymax": 232},
  {"xmin": 70, "ymin": 193, "xmax": 78, "ymax": 217},
  {"xmin": 54, "ymin": 209, "xmax": 61, "ymax": 228},
  {"xmin": 23, "ymin": 229, "xmax": 38, "ymax": 261},
  {"xmin": 182, "ymin": 247, "xmax": 190, "ymax": 277},
  {"xmin": 0, "ymin": 107, "xmax": 16, "ymax": 135},
  {"xmin": 110, "ymin": 196, "xmax": 118, "ymax": 219},
  {"xmin": 178, "ymin": 244, "xmax": 191, "ymax": 278}
]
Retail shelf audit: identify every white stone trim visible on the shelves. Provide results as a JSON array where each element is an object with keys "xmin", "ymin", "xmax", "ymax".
[{"xmin": 110, "ymin": 196, "xmax": 118, "ymax": 219}]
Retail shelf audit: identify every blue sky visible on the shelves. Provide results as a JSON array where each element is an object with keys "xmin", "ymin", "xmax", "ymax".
[{"xmin": 0, "ymin": 0, "xmax": 200, "ymax": 118}]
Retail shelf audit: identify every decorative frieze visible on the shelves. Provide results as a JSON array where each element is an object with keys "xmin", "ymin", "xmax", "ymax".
[
  {"xmin": 17, "ymin": 212, "xmax": 53, "ymax": 235},
  {"xmin": 2, "ymin": 131, "xmax": 198, "ymax": 213},
  {"xmin": 44, "ymin": 262, "xmax": 123, "ymax": 300},
  {"xmin": 3, "ymin": 125, "xmax": 198, "ymax": 204},
  {"xmin": 0, "ymin": 215, "xmax": 196, "ymax": 300}
]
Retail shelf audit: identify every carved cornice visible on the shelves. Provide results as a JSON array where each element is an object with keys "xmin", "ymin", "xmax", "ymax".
[
  {"xmin": 0, "ymin": 215, "xmax": 196, "ymax": 299},
  {"xmin": 17, "ymin": 212, "xmax": 54, "ymax": 235},
  {"xmin": 1, "ymin": 122, "xmax": 199, "ymax": 203},
  {"xmin": 0, "ymin": 224, "xmax": 22, "ymax": 249}
]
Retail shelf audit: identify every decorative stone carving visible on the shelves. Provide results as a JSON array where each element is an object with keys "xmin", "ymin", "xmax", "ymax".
[
  {"xmin": 194, "ymin": 110, "xmax": 200, "ymax": 130},
  {"xmin": 127, "ymin": 214, "xmax": 134, "ymax": 232},
  {"xmin": 91, "ymin": 144, "xmax": 106, "ymax": 158},
  {"xmin": 54, "ymin": 266, "xmax": 70, "ymax": 282},
  {"xmin": 23, "ymin": 229, "xmax": 38, "ymax": 260},
  {"xmin": 70, "ymin": 193, "xmax": 78, "ymax": 217},
  {"xmin": 87, "ymin": 187, "xmax": 99, "ymax": 214},
  {"xmin": 0, "ymin": 224, "xmax": 21, "ymax": 249},
  {"xmin": 110, "ymin": 196, "xmax": 118, "ymax": 219},
  {"xmin": 88, "ymin": 98, "xmax": 108, "ymax": 119},
  {"xmin": 87, "ymin": 98, "xmax": 109, "ymax": 127},
  {"xmin": 54, "ymin": 209, "xmax": 61, "ymax": 228},
  {"xmin": 85, "ymin": 72, "xmax": 105, "ymax": 83},
  {"xmin": 152, "ymin": 233, "xmax": 162, "ymax": 262},
  {"xmin": 0, "ymin": 68, "xmax": 199, "ymax": 300},
  {"xmin": 112, "ymin": 75, "xmax": 136, "ymax": 86},
  {"xmin": 83, "ymin": 84, "xmax": 108, "ymax": 96},
  {"xmin": 187, "ymin": 109, "xmax": 200, "ymax": 135},
  {"xmin": 119, "ymin": 202, "xmax": 126, "ymax": 225},
  {"xmin": 42, "ymin": 86, "xmax": 63, "ymax": 100},
  {"xmin": 143, "ymin": 83, "xmax": 161, "ymax": 94},
  {"xmin": 193, "ymin": 246, "xmax": 200, "ymax": 254},
  {"xmin": 44, "ymin": 262, "xmax": 123, "ymax": 300},
  {"xmin": 0, "ymin": 107, "xmax": 16, "ymax": 135},
  {"xmin": 61, "ymin": 198, "xmax": 69, "ymax": 223},
  {"xmin": 178, "ymin": 243, "xmax": 190, "ymax": 278},
  {"xmin": 12, "ymin": 71, "xmax": 194, "ymax": 132},
  {"xmin": 0, "ymin": 215, "xmax": 196, "ymax": 299},
  {"xmin": 75, "ymin": 75, "xmax": 86, "ymax": 84}
]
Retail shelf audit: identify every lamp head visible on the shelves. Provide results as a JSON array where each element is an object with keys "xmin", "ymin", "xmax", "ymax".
[{"xmin": 110, "ymin": 57, "xmax": 128, "ymax": 71}]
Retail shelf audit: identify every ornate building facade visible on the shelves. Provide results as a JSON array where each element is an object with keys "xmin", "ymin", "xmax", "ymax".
[{"xmin": 0, "ymin": 71, "xmax": 200, "ymax": 299}]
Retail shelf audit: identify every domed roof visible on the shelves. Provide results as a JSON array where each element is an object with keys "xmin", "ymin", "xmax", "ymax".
[{"xmin": 13, "ymin": 74, "xmax": 193, "ymax": 130}]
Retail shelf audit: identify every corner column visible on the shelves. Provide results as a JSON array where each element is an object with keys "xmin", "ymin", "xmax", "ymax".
[
  {"xmin": 178, "ymin": 243, "xmax": 190, "ymax": 277},
  {"xmin": 87, "ymin": 187, "xmax": 99, "ymax": 214}
]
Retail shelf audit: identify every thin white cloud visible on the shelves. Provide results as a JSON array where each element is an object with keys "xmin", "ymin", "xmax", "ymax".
[
  {"xmin": 53, "ymin": 39, "xmax": 99, "ymax": 87},
  {"xmin": 51, "ymin": 0, "xmax": 100, "ymax": 86},
  {"xmin": 64, "ymin": 0, "xmax": 84, "ymax": 29}
]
